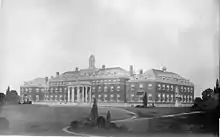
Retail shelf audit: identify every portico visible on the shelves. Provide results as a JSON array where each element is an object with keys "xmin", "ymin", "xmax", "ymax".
[{"xmin": 67, "ymin": 81, "xmax": 92, "ymax": 103}]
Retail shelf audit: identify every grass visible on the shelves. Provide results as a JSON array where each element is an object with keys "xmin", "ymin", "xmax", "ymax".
[
  {"xmin": 0, "ymin": 104, "xmax": 131, "ymax": 135},
  {"xmin": 123, "ymin": 107, "xmax": 193, "ymax": 118}
]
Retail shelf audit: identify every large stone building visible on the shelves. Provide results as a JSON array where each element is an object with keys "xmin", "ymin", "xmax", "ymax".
[{"xmin": 20, "ymin": 55, "xmax": 194, "ymax": 106}]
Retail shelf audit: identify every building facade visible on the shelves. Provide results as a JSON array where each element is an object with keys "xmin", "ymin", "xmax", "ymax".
[
  {"xmin": 20, "ymin": 55, "xmax": 194, "ymax": 106},
  {"xmin": 126, "ymin": 67, "xmax": 194, "ymax": 106}
]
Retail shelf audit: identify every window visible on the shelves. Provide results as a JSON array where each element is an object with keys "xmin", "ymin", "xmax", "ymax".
[
  {"xmin": 183, "ymin": 95, "xmax": 186, "ymax": 102},
  {"xmin": 158, "ymin": 84, "xmax": 161, "ymax": 90},
  {"xmin": 148, "ymin": 94, "xmax": 152, "ymax": 101},
  {"xmin": 131, "ymin": 94, "xmax": 135, "ymax": 101},
  {"xmin": 187, "ymin": 95, "xmax": 189, "ymax": 102},
  {"xmin": 187, "ymin": 87, "xmax": 190, "ymax": 92},
  {"xmin": 59, "ymin": 88, "xmax": 62, "ymax": 92},
  {"xmin": 166, "ymin": 85, "xmax": 170, "ymax": 91},
  {"xmin": 29, "ymin": 95, "xmax": 32, "ymax": 101},
  {"xmin": 109, "ymin": 80, "xmax": 111, "ymax": 82},
  {"xmin": 180, "ymin": 87, "xmax": 183, "ymax": 92},
  {"xmin": 36, "ymin": 88, "xmax": 39, "ymax": 93},
  {"xmin": 166, "ymin": 94, "xmax": 169, "ymax": 102},
  {"xmin": 92, "ymin": 94, "xmax": 95, "ymax": 99},
  {"xmin": 104, "ymin": 86, "xmax": 108, "ymax": 92},
  {"xmin": 162, "ymin": 94, "xmax": 165, "ymax": 102},
  {"xmin": 139, "ymin": 84, "xmax": 143, "ymax": 89},
  {"xmin": 117, "ymin": 86, "xmax": 120, "ymax": 92},
  {"xmin": 36, "ymin": 95, "xmax": 39, "ymax": 102},
  {"xmin": 131, "ymin": 85, "xmax": 135, "ymax": 90},
  {"xmin": 50, "ymin": 95, "xmax": 53, "ymax": 100},
  {"xmin": 64, "ymin": 88, "xmax": 67, "ymax": 91},
  {"xmin": 104, "ymin": 94, "xmax": 108, "ymax": 102},
  {"xmin": 98, "ymin": 86, "xmax": 101, "ymax": 90},
  {"xmin": 110, "ymin": 94, "xmax": 114, "ymax": 101},
  {"xmin": 110, "ymin": 86, "xmax": 114, "ymax": 92},
  {"xmin": 148, "ymin": 84, "xmax": 152, "ymax": 89},
  {"xmin": 25, "ymin": 88, "xmax": 28, "ymax": 92},
  {"xmin": 184, "ymin": 87, "xmax": 186, "ymax": 92},
  {"xmin": 162, "ymin": 84, "xmax": 165, "ymax": 90},
  {"xmin": 180, "ymin": 95, "xmax": 183, "ymax": 102},
  {"xmin": 116, "ymin": 94, "xmax": 120, "ymax": 101},
  {"xmin": 50, "ymin": 88, "xmax": 53, "ymax": 93},
  {"xmin": 157, "ymin": 93, "xmax": 161, "ymax": 102},
  {"xmin": 171, "ymin": 94, "xmax": 174, "ymax": 102},
  {"xmin": 137, "ymin": 91, "xmax": 144, "ymax": 96},
  {"xmin": 98, "ymin": 94, "xmax": 102, "ymax": 102},
  {"xmin": 171, "ymin": 85, "xmax": 174, "ymax": 91}
]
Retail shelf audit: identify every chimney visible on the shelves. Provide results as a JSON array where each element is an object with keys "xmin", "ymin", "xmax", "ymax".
[
  {"xmin": 140, "ymin": 69, "xmax": 143, "ymax": 74},
  {"xmin": 56, "ymin": 72, "xmax": 59, "ymax": 77},
  {"xmin": 162, "ymin": 66, "xmax": 167, "ymax": 72},
  {"xmin": 129, "ymin": 65, "xmax": 133, "ymax": 76},
  {"xmin": 45, "ymin": 77, "xmax": 48, "ymax": 83},
  {"xmin": 102, "ymin": 65, "xmax": 106, "ymax": 69},
  {"xmin": 75, "ymin": 67, "xmax": 79, "ymax": 72}
]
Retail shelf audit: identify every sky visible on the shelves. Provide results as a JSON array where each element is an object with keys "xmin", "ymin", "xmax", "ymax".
[{"xmin": 0, "ymin": 0, "xmax": 219, "ymax": 97}]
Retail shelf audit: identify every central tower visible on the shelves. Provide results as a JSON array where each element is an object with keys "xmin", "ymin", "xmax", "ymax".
[{"xmin": 89, "ymin": 55, "xmax": 95, "ymax": 69}]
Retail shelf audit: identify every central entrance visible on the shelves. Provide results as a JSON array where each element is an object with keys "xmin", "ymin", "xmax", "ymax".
[{"xmin": 67, "ymin": 81, "xmax": 92, "ymax": 103}]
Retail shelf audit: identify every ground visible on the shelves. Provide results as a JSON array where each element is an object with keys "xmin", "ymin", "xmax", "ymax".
[
  {"xmin": 0, "ymin": 104, "xmax": 131, "ymax": 135},
  {"xmin": 0, "ymin": 104, "xmax": 216, "ymax": 136},
  {"xmin": 123, "ymin": 107, "xmax": 193, "ymax": 118}
]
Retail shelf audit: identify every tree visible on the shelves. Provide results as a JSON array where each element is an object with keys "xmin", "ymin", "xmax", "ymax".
[
  {"xmin": 5, "ymin": 89, "xmax": 20, "ymax": 103},
  {"xmin": 216, "ymin": 79, "xmax": 219, "ymax": 89},
  {"xmin": 89, "ymin": 98, "xmax": 99, "ymax": 124},
  {"xmin": 202, "ymin": 88, "xmax": 214, "ymax": 101},
  {"xmin": 0, "ymin": 93, "xmax": 5, "ymax": 103},
  {"xmin": 142, "ymin": 92, "xmax": 148, "ymax": 108},
  {"xmin": 6, "ymin": 86, "xmax": 10, "ymax": 96},
  {"xmin": 106, "ymin": 111, "xmax": 111, "ymax": 129},
  {"xmin": 194, "ymin": 97, "xmax": 203, "ymax": 104}
]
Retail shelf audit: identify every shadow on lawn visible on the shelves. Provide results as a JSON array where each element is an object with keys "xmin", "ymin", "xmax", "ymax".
[{"xmin": 146, "ymin": 111, "xmax": 218, "ymax": 135}]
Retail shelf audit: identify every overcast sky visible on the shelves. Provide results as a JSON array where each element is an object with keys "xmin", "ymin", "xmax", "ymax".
[{"xmin": 0, "ymin": 0, "xmax": 219, "ymax": 97}]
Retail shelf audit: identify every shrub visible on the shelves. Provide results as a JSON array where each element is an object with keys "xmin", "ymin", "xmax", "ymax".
[
  {"xmin": 70, "ymin": 121, "xmax": 79, "ymax": 129},
  {"xmin": 97, "ymin": 116, "xmax": 106, "ymax": 129},
  {"xmin": 109, "ymin": 123, "xmax": 118, "ymax": 129}
]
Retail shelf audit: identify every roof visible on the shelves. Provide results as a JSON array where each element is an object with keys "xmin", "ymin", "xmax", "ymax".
[
  {"xmin": 50, "ymin": 67, "xmax": 130, "ymax": 82},
  {"xmin": 128, "ymin": 69, "xmax": 194, "ymax": 86},
  {"xmin": 151, "ymin": 69, "xmax": 185, "ymax": 80},
  {"xmin": 21, "ymin": 77, "xmax": 47, "ymax": 87}
]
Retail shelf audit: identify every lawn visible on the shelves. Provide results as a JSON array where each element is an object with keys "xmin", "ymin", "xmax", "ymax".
[
  {"xmin": 123, "ymin": 107, "xmax": 193, "ymax": 118},
  {"xmin": 0, "ymin": 104, "xmax": 132, "ymax": 135}
]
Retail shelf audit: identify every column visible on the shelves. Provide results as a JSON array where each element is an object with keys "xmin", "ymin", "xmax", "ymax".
[
  {"xmin": 67, "ymin": 87, "xmax": 70, "ymax": 102},
  {"xmin": 85, "ymin": 86, "xmax": 88, "ymax": 103},
  {"xmin": 72, "ymin": 86, "xmax": 74, "ymax": 103},
  {"xmin": 89, "ymin": 86, "xmax": 92, "ymax": 103},
  {"xmin": 82, "ymin": 86, "xmax": 85, "ymax": 102},
  {"xmin": 77, "ymin": 86, "xmax": 80, "ymax": 102}
]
